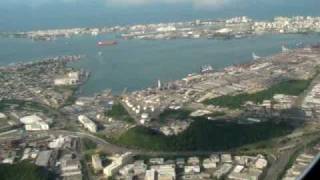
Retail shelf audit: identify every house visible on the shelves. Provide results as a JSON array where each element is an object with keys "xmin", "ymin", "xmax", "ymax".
[
  {"xmin": 221, "ymin": 154, "xmax": 233, "ymax": 163},
  {"xmin": 184, "ymin": 165, "xmax": 201, "ymax": 174},
  {"xmin": 202, "ymin": 158, "xmax": 217, "ymax": 169}
]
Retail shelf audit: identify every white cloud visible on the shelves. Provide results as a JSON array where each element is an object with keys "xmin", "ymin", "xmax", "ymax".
[{"xmin": 0, "ymin": 0, "xmax": 78, "ymax": 7}]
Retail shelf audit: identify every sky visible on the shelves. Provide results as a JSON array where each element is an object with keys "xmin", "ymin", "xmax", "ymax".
[
  {"xmin": 1, "ymin": 0, "xmax": 319, "ymax": 10},
  {"xmin": 0, "ymin": 0, "xmax": 300, "ymax": 8}
]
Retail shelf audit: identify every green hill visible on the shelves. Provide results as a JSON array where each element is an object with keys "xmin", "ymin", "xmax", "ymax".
[
  {"xmin": 0, "ymin": 161, "xmax": 55, "ymax": 180},
  {"xmin": 115, "ymin": 118, "xmax": 293, "ymax": 151}
]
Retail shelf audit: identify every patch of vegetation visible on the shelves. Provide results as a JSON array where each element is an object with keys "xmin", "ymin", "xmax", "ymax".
[
  {"xmin": 82, "ymin": 138, "xmax": 97, "ymax": 150},
  {"xmin": 159, "ymin": 109, "xmax": 191, "ymax": 122},
  {"xmin": 54, "ymin": 85, "xmax": 78, "ymax": 107},
  {"xmin": 105, "ymin": 103, "xmax": 134, "ymax": 123},
  {"xmin": 278, "ymin": 135, "xmax": 320, "ymax": 180},
  {"xmin": 108, "ymin": 177, "xmax": 117, "ymax": 180},
  {"xmin": 63, "ymin": 95, "xmax": 77, "ymax": 107},
  {"xmin": 54, "ymin": 85, "xmax": 78, "ymax": 92},
  {"xmin": 0, "ymin": 161, "xmax": 55, "ymax": 180},
  {"xmin": 80, "ymin": 160, "xmax": 90, "ymax": 180},
  {"xmin": 206, "ymin": 111, "xmax": 226, "ymax": 117},
  {"xmin": 115, "ymin": 118, "xmax": 293, "ymax": 151},
  {"xmin": 204, "ymin": 79, "xmax": 312, "ymax": 109},
  {"xmin": 0, "ymin": 99, "xmax": 59, "ymax": 117}
]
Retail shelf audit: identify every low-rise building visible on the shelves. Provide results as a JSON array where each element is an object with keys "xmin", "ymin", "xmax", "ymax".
[
  {"xmin": 25, "ymin": 121, "xmax": 49, "ymax": 131},
  {"xmin": 221, "ymin": 154, "xmax": 233, "ymax": 163},
  {"xmin": 119, "ymin": 164, "xmax": 134, "ymax": 176},
  {"xmin": 155, "ymin": 165, "xmax": 176, "ymax": 180},
  {"xmin": 133, "ymin": 160, "xmax": 147, "ymax": 175},
  {"xmin": 187, "ymin": 157, "xmax": 200, "ymax": 165},
  {"xmin": 75, "ymin": 97, "xmax": 95, "ymax": 106},
  {"xmin": 20, "ymin": 115, "xmax": 50, "ymax": 131},
  {"xmin": 2, "ymin": 157, "xmax": 15, "ymax": 164},
  {"xmin": 54, "ymin": 71, "xmax": 80, "ymax": 86},
  {"xmin": 35, "ymin": 150, "xmax": 52, "ymax": 167},
  {"xmin": 149, "ymin": 158, "xmax": 165, "ymax": 165},
  {"xmin": 247, "ymin": 168, "xmax": 263, "ymax": 180},
  {"xmin": 234, "ymin": 156, "xmax": 254, "ymax": 166},
  {"xmin": 184, "ymin": 165, "xmax": 200, "ymax": 174},
  {"xmin": 48, "ymin": 136, "xmax": 70, "ymax": 149},
  {"xmin": 20, "ymin": 114, "xmax": 43, "ymax": 124},
  {"xmin": 254, "ymin": 157, "xmax": 268, "ymax": 169},
  {"xmin": 0, "ymin": 112, "xmax": 7, "ymax": 119},
  {"xmin": 103, "ymin": 152, "xmax": 133, "ymax": 177},
  {"xmin": 145, "ymin": 169, "xmax": 156, "ymax": 180},
  {"xmin": 202, "ymin": 158, "xmax": 217, "ymax": 169},
  {"xmin": 210, "ymin": 154, "xmax": 220, "ymax": 163},
  {"xmin": 60, "ymin": 157, "xmax": 82, "ymax": 179},
  {"xmin": 213, "ymin": 163, "xmax": 233, "ymax": 179}
]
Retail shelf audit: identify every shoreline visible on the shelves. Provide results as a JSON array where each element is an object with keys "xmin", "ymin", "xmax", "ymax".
[{"xmin": 1, "ymin": 16, "xmax": 320, "ymax": 42}]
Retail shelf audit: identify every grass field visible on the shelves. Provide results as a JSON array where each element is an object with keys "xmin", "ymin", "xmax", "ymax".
[
  {"xmin": 0, "ymin": 99, "xmax": 59, "ymax": 118},
  {"xmin": 105, "ymin": 103, "xmax": 135, "ymax": 123}
]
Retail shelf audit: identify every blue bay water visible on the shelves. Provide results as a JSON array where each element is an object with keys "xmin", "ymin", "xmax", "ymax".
[{"xmin": 1, "ymin": 34, "xmax": 320, "ymax": 95}]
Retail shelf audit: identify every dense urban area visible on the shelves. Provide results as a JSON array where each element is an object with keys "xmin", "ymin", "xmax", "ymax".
[
  {"xmin": 1, "ymin": 16, "xmax": 320, "ymax": 41},
  {"xmin": 1, "ymin": 16, "xmax": 320, "ymax": 180}
]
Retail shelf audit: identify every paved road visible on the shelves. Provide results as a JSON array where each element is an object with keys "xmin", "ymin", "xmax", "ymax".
[
  {"xmin": 263, "ymin": 134, "xmax": 320, "ymax": 180},
  {"xmin": 295, "ymin": 72, "xmax": 320, "ymax": 107},
  {"xmin": 49, "ymin": 130, "xmax": 131, "ymax": 154},
  {"xmin": 263, "ymin": 148, "xmax": 298, "ymax": 180}
]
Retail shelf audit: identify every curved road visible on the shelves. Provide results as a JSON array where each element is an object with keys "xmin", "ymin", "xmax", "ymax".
[{"xmin": 49, "ymin": 130, "xmax": 131, "ymax": 154}]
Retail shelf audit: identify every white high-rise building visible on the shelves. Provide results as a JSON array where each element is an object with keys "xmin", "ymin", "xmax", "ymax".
[
  {"xmin": 92, "ymin": 154, "xmax": 103, "ymax": 172},
  {"xmin": 78, "ymin": 115, "xmax": 97, "ymax": 133},
  {"xmin": 158, "ymin": 79, "xmax": 162, "ymax": 89}
]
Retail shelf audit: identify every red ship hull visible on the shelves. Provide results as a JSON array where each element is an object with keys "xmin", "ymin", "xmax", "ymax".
[{"xmin": 97, "ymin": 41, "xmax": 117, "ymax": 46}]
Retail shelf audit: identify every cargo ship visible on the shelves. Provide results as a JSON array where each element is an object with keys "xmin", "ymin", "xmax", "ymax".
[{"xmin": 97, "ymin": 40, "xmax": 117, "ymax": 46}]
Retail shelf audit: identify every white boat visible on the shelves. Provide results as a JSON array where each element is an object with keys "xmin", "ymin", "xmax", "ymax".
[
  {"xmin": 282, "ymin": 45, "xmax": 290, "ymax": 53},
  {"xmin": 252, "ymin": 52, "xmax": 261, "ymax": 60},
  {"xmin": 200, "ymin": 65, "xmax": 214, "ymax": 73}
]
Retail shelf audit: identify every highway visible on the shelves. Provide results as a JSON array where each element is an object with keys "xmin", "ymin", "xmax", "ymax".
[{"xmin": 49, "ymin": 130, "xmax": 131, "ymax": 154}]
